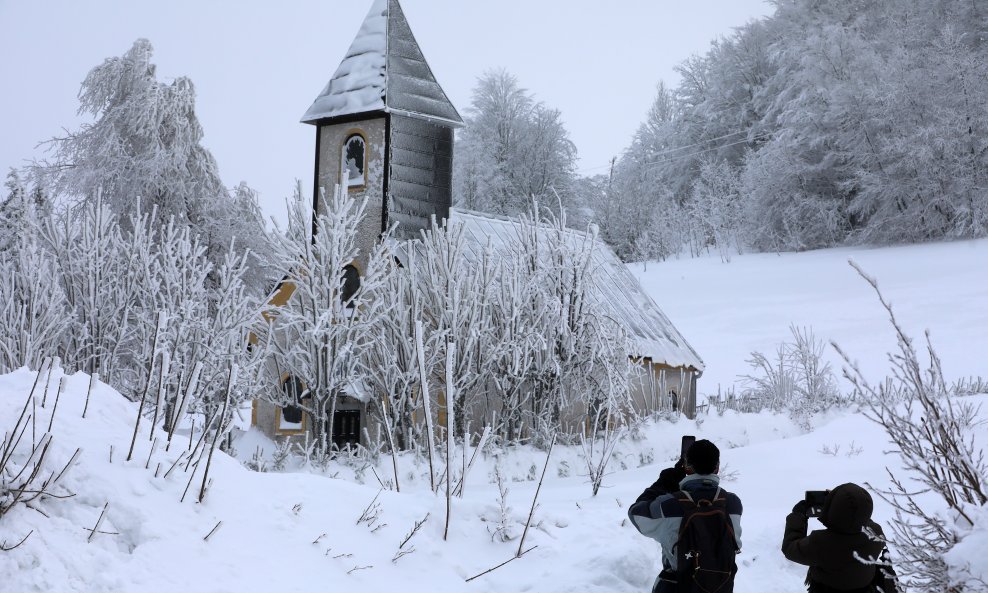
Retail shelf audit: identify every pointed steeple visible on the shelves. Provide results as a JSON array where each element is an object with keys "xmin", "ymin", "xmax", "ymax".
[{"xmin": 301, "ymin": 0, "xmax": 462, "ymax": 126}]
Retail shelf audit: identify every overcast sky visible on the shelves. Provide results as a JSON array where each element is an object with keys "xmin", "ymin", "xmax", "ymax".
[{"xmin": 0, "ymin": 0, "xmax": 773, "ymax": 226}]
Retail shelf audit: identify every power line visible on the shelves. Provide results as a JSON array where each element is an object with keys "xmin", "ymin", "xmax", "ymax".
[
  {"xmin": 580, "ymin": 129, "xmax": 751, "ymax": 173},
  {"xmin": 640, "ymin": 137, "xmax": 755, "ymax": 171}
]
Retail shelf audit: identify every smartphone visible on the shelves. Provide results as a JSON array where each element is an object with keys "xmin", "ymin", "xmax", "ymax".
[
  {"xmin": 680, "ymin": 435, "xmax": 696, "ymax": 463},
  {"xmin": 805, "ymin": 490, "xmax": 828, "ymax": 517}
]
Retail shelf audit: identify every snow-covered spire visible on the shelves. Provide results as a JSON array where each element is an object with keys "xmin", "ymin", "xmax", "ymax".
[{"xmin": 301, "ymin": 0, "xmax": 462, "ymax": 126}]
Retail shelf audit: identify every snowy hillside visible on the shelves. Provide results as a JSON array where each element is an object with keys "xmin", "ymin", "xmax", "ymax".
[
  {"xmin": 2, "ymin": 238, "xmax": 986, "ymax": 593},
  {"xmin": 634, "ymin": 238, "xmax": 988, "ymax": 394}
]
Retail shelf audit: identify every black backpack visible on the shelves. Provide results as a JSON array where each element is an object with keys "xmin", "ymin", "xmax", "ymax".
[{"xmin": 673, "ymin": 488, "xmax": 739, "ymax": 593}]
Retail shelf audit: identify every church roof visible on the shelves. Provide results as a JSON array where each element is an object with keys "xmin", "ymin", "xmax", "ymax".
[
  {"xmin": 301, "ymin": 0, "xmax": 463, "ymax": 126},
  {"xmin": 448, "ymin": 209, "xmax": 705, "ymax": 372}
]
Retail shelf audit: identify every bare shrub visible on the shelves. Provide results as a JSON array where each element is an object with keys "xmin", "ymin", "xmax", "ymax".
[
  {"xmin": 834, "ymin": 261, "xmax": 987, "ymax": 593},
  {"xmin": 1, "ymin": 365, "xmax": 81, "ymax": 549},
  {"xmin": 740, "ymin": 324, "xmax": 846, "ymax": 419}
]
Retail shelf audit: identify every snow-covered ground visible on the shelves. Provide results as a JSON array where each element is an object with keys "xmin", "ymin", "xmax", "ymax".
[
  {"xmin": 633, "ymin": 238, "xmax": 988, "ymax": 394},
  {"xmin": 2, "ymin": 238, "xmax": 986, "ymax": 593}
]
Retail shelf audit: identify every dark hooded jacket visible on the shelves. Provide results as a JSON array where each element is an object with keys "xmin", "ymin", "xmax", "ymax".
[{"xmin": 782, "ymin": 483, "xmax": 894, "ymax": 593}]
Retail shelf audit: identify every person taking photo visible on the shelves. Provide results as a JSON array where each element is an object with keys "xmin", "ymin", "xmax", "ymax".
[
  {"xmin": 628, "ymin": 439, "xmax": 742, "ymax": 593},
  {"xmin": 782, "ymin": 483, "xmax": 898, "ymax": 593}
]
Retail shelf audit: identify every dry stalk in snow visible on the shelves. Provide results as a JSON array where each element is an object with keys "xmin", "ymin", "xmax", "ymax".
[
  {"xmin": 203, "ymin": 521, "xmax": 223, "ymax": 542},
  {"xmin": 518, "ymin": 433, "xmax": 555, "ymax": 557},
  {"xmin": 356, "ymin": 489, "xmax": 384, "ymax": 528},
  {"xmin": 86, "ymin": 502, "xmax": 109, "ymax": 543}
]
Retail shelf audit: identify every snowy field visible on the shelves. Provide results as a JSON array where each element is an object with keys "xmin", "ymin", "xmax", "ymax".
[{"xmin": 2, "ymin": 238, "xmax": 986, "ymax": 593}]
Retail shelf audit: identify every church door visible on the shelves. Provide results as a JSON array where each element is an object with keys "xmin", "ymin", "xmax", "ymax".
[{"xmin": 332, "ymin": 410, "xmax": 361, "ymax": 450}]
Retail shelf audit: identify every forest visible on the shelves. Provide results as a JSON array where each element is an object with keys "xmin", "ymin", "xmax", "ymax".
[{"xmin": 453, "ymin": 0, "xmax": 988, "ymax": 261}]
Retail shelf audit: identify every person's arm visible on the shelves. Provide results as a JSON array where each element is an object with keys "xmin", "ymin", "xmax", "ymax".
[
  {"xmin": 727, "ymin": 493, "xmax": 743, "ymax": 550},
  {"xmin": 628, "ymin": 467, "xmax": 683, "ymax": 538},
  {"xmin": 635, "ymin": 465, "xmax": 686, "ymax": 503},
  {"xmin": 781, "ymin": 502, "xmax": 821, "ymax": 566}
]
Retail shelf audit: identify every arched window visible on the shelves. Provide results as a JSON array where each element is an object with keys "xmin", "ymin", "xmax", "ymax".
[
  {"xmin": 341, "ymin": 264, "xmax": 360, "ymax": 307},
  {"xmin": 280, "ymin": 375, "xmax": 306, "ymax": 425},
  {"xmin": 341, "ymin": 134, "xmax": 366, "ymax": 188}
]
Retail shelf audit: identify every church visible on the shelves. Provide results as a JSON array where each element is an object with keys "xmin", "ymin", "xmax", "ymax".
[{"xmin": 251, "ymin": 0, "xmax": 704, "ymax": 448}]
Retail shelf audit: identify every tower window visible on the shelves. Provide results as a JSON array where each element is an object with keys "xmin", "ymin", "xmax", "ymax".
[{"xmin": 342, "ymin": 134, "xmax": 366, "ymax": 188}]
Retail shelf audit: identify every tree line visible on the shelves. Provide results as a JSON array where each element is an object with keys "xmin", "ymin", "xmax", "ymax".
[{"xmin": 454, "ymin": 0, "xmax": 988, "ymax": 261}]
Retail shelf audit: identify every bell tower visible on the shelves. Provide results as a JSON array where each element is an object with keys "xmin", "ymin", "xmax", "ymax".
[{"xmin": 301, "ymin": 0, "xmax": 462, "ymax": 252}]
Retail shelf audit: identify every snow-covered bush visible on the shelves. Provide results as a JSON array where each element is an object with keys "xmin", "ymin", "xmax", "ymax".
[
  {"xmin": 263, "ymin": 182, "xmax": 389, "ymax": 455},
  {"xmin": 0, "ymin": 363, "xmax": 80, "ymax": 550},
  {"xmin": 836, "ymin": 264, "xmax": 988, "ymax": 593},
  {"xmin": 0, "ymin": 176, "xmax": 69, "ymax": 372},
  {"xmin": 739, "ymin": 324, "xmax": 845, "ymax": 420}
]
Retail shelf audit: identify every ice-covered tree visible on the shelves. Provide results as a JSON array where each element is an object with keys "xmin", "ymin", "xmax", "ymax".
[
  {"xmin": 264, "ymin": 182, "xmax": 388, "ymax": 454},
  {"xmin": 453, "ymin": 69, "xmax": 579, "ymax": 219},
  {"xmin": 39, "ymin": 196, "xmax": 145, "ymax": 387},
  {"xmin": 412, "ymin": 219, "xmax": 497, "ymax": 437},
  {"xmin": 688, "ymin": 159, "xmax": 744, "ymax": 260},
  {"xmin": 362, "ymin": 256, "xmax": 424, "ymax": 451},
  {"xmin": 126, "ymin": 212, "xmax": 265, "ymax": 429},
  {"xmin": 0, "ymin": 174, "xmax": 69, "ymax": 371},
  {"xmin": 505, "ymin": 205, "xmax": 631, "ymax": 445},
  {"xmin": 37, "ymin": 39, "xmax": 267, "ymax": 281}
]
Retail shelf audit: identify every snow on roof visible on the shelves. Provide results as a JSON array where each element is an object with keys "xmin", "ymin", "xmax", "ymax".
[
  {"xmin": 448, "ymin": 208, "xmax": 705, "ymax": 372},
  {"xmin": 301, "ymin": 0, "xmax": 462, "ymax": 126}
]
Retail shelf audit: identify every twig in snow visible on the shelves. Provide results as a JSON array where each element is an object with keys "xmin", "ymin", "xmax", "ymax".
[
  {"xmin": 83, "ymin": 372, "xmax": 98, "ymax": 419},
  {"xmin": 25, "ymin": 503, "xmax": 49, "ymax": 518},
  {"xmin": 87, "ymin": 502, "xmax": 109, "ymax": 543},
  {"xmin": 167, "ymin": 362, "xmax": 202, "ymax": 452},
  {"xmin": 181, "ymin": 444, "xmax": 208, "ymax": 503},
  {"xmin": 46, "ymin": 376, "xmax": 67, "ymax": 433},
  {"xmin": 399, "ymin": 513, "xmax": 430, "ymax": 549},
  {"xmin": 145, "ymin": 437, "xmax": 158, "ymax": 469},
  {"xmin": 41, "ymin": 356, "xmax": 58, "ymax": 408},
  {"xmin": 347, "ymin": 565, "xmax": 372, "ymax": 575},
  {"xmin": 370, "ymin": 466, "xmax": 388, "ymax": 491},
  {"xmin": 198, "ymin": 365, "xmax": 235, "ymax": 503},
  {"xmin": 312, "ymin": 533, "xmax": 326, "ymax": 545},
  {"xmin": 356, "ymin": 489, "xmax": 383, "ymax": 527},
  {"xmin": 413, "ymin": 320, "xmax": 436, "ymax": 491},
  {"xmin": 203, "ymin": 521, "xmax": 223, "ymax": 542},
  {"xmin": 518, "ymin": 433, "xmax": 554, "ymax": 558},
  {"xmin": 0, "ymin": 531, "xmax": 33, "ymax": 551},
  {"xmin": 150, "ymin": 351, "xmax": 170, "ymax": 440},
  {"xmin": 163, "ymin": 450, "xmax": 189, "ymax": 479},
  {"xmin": 464, "ymin": 546, "xmax": 538, "ymax": 582},
  {"xmin": 82, "ymin": 527, "xmax": 120, "ymax": 537},
  {"xmin": 454, "ymin": 425, "xmax": 491, "ymax": 497},
  {"xmin": 443, "ymin": 341, "xmax": 456, "ymax": 542},
  {"xmin": 128, "ymin": 314, "xmax": 165, "ymax": 462},
  {"xmin": 392, "ymin": 512, "xmax": 430, "ymax": 564}
]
